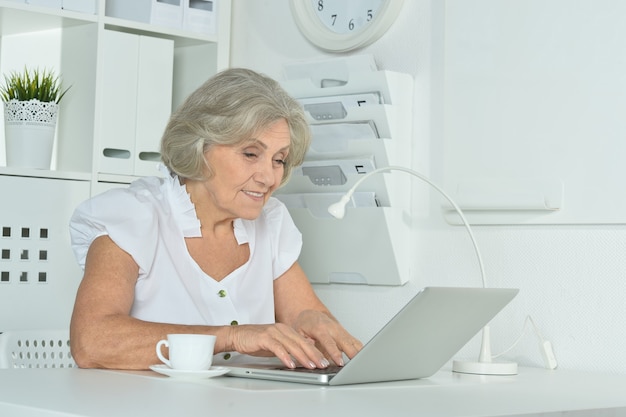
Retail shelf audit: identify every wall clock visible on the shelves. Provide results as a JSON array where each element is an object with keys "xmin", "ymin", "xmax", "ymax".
[{"xmin": 290, "ymin": 0, "xmax": 405, "ymax": 53}]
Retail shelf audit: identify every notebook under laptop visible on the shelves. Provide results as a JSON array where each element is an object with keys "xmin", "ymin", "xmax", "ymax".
[{"xmin": 225, "ymin": 286, "xmax": 519, "ymax": 385}]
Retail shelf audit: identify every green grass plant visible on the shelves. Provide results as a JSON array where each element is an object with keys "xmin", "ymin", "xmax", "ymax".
[{"xmin": 0, "ymin": 67, "xmax": 70, "ymax": 104}]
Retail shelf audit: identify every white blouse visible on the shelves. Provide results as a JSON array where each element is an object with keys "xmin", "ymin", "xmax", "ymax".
[{"xmin": 69, "ymin": 169, "xmax": 302, "ymax": 332}]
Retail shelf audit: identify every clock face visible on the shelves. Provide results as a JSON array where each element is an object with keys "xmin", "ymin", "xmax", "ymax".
[
  {"xmin": 290, "ymin": 0, "xmax": 404, "ymax": 52},
  {"xmin": 312, "ymin": 0, "xmax": 385, "ymax": 35}
]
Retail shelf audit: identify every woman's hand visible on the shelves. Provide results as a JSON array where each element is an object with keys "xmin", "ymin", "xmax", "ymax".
[
  {"xmin": 225, "ymin": 322, "xmax": 332, "ymax": 369},
  {"xmin": 270, "ymin": 262, "xmax": 363, "ymax": 368},
  {"xmin": 292, "ymin": 309, "xmax": 363, "ymax": 366},
  {"xmin": 224, "ymin": 314, "xmax": 362, "ymax": 370}
]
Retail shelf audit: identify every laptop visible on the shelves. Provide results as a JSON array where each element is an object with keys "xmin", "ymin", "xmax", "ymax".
[{"xmin": 225, "ymin": 286, "xmax": 519, "ymax": 385}]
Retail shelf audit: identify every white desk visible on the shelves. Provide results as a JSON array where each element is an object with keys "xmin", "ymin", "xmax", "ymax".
[{"xmin": 1, "ymin": 366, "xmax": 625, "ymax": 417}]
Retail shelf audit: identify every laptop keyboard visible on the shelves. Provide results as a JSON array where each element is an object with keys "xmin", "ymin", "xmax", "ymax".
[{"xmin": 278, "ymin": 365, "xmax": 342, "ymax": 375}]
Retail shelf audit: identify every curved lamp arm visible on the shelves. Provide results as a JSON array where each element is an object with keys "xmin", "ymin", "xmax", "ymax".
[
  {"xmin": 328, "ymin": 165, "xmax": 487, "ymax": 288},
  {"xmin": 328, "ymin": 165, "xmax": 519, "ymax": 375}
]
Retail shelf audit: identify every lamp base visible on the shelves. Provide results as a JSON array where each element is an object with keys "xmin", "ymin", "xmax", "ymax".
[{"xmin": 452, "ymin": 360, "xmax": 518, "ymax": 376}]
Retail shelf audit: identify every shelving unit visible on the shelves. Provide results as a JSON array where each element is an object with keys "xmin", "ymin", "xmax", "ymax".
[
  {"xmin": 0, "ymin": 0, "xmax": 231, "ymax": 190},
  {"xmin": 0, "ymin": 0, "xmax": 231, "ymax": 331},
  {"xmin": 275, "ymin": 56, "xmax": 413, "ymax": 286}
]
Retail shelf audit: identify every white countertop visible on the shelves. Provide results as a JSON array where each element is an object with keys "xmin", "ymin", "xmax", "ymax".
[{"xmin": 1, "ymin": 366, "xmax": 625, "ymax": 417}]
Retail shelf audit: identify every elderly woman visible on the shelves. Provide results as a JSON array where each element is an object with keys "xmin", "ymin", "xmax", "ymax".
[{"xmin": 69, "ymin": 68, "xmax": 362, "ymax": 370}]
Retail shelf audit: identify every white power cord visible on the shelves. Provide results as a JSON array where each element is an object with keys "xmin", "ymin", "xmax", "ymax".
[{"xmin": 492, "ymin": 316, "xmax": 558, "ymax": 370}]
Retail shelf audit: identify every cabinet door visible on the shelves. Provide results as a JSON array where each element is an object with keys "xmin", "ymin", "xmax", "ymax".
[{"xmin": 0, "ymin": 175, "xmax": 90, "ymax": 331}]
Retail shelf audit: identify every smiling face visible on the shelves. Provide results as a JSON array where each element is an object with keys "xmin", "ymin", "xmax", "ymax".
[{"xmin": 190, "ymin": 118, "xmax": 291, "ymax": 223}]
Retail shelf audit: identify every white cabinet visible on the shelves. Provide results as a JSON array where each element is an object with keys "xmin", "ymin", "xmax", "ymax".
[
  {"xmin": 0, "ymin": 0, "xmax": 231, "ymax": 192},
  {"xmin": 0, "ymin": 175, "xmax": 90, "ymax": 331}
]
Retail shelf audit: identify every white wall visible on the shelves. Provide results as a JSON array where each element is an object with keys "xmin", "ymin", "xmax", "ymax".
[{"xmin": 230, "ymin": 0, "xmax": 626, "ymax": 374}]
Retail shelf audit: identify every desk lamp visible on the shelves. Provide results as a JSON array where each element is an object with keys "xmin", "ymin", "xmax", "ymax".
[{"xmin": 328, "ymin": 165, "xmax": 518, "ymax": 376}]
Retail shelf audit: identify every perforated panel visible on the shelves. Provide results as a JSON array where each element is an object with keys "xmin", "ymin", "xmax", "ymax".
[
  {"xmin": 0, "ymin": 175, "xmax": 90, "ymax": 331},
  {"xmin": 1, "ymin": 225, "xmax": 53, "ymax": 285},
  {"xmin": 0, "ymin": 330, "xmax": 74, "ymax": 369}
]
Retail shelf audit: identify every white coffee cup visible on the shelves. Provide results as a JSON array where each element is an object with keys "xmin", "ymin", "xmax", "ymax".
[{"xmin": 156, "ymin": 334, "xmax": 216, "ymax": 371}]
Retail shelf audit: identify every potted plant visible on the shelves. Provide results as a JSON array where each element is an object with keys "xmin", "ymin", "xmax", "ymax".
[{"xmin": 1, "ymin": 67, "xmax": 70, "ymax": 169}]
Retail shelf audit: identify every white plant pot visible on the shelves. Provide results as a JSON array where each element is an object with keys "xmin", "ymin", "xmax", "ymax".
[{"xmin": 3, "ymin": 99, "xmax": 58, "ymax": 170}]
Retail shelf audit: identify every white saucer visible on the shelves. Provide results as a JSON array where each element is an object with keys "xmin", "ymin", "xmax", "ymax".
[{"xmin": 149, "ymin": 364, "xmax": 230, "ymax": 379}]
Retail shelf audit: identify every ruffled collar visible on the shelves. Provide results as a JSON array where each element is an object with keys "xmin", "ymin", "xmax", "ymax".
[
  {"xmin": 160, "ymin": 164, "xmax": 202, "ymax": 238},
  {"xmin": 159, "ymin": 164, "xmax": 249, "ymax": 245}
]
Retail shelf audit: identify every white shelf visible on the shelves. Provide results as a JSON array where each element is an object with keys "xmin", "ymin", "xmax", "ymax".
[
  {"xmin": 0, "ymin": 2, "xmax": 97, "ymax": 36},
  {"xmin": 0, "ymin": 0, "xmax": 231, "ymax": 188},
  {"xmin": 0, "ymin": 166, "xmax": 91, "ymax": 181},
  {"xmin": 102, "ymin": 16, "xmax": 217, "ymax": 45}
]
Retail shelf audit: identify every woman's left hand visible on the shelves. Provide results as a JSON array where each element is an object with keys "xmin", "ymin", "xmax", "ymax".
[{"xmin": 292, "ymin": 309, "xmax": 363, "ymax": 366}]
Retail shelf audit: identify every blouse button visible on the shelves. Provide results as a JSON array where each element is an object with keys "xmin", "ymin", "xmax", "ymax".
[
  {"xmin": 230, "ymin": 320, "xmax": 239, "ymax": 326},
  {"xmin": 223, "ymin": 353, "xmax": 231, "ymax": 360},
  {"xmin": 218, "ymin": 289, "xmax": 227, "ymax": 298}
]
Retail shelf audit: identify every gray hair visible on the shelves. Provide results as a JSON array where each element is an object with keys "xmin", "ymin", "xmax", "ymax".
[{"xmin": 160, "ymin": 68, "xmax": 310, "ymax": 185}]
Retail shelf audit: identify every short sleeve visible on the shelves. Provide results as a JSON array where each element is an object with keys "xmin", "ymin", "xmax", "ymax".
[
  {"xmin": 262, "ymin": 197, "xmax": 303, "ymax": 279},
  {"xmin": 69, "ymin": 184, "xmax": 160, "ymax": 275}
]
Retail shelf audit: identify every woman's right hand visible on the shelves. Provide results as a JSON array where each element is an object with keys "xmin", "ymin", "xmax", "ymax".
[{"xmin": 225, "ymin": 323, "xmax": 331, "ymax": 369}]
